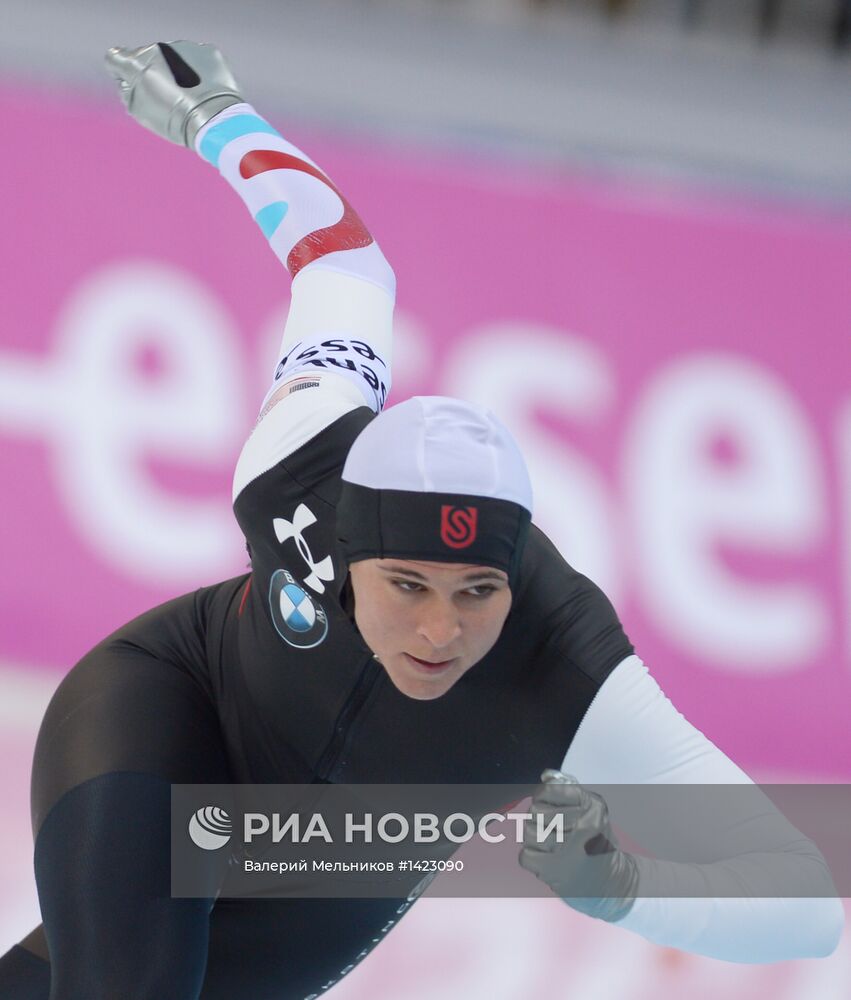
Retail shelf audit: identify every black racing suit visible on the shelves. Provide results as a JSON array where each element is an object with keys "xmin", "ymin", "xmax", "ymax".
[
  {"xmin": 7, "ymin": 396, "xmax": 631, "ymax": 1000},
  {"xmin": 1, "ymin": 96, "xmax": 632, "ymax": 1000}
]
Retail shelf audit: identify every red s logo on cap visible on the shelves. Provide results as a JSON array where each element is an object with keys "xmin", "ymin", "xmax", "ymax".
[{"xmin": 440, "ymin": 506, "xmax": 478, "ymax": 549}]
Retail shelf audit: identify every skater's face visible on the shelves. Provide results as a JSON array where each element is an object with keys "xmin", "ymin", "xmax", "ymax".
[{"xmin": 348, "ymin": 558, "xmax": 512, "ymax": 700}]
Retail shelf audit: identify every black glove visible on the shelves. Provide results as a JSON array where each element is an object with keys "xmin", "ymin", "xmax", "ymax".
[{"xmin": 519, "ymin": 769, "xmax": 639, "ymax": 922}]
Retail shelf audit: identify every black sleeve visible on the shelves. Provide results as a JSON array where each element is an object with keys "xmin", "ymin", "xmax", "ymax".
[{"xmin": 232, "ymin": 406, "xmax": 375, "ymax": 615}]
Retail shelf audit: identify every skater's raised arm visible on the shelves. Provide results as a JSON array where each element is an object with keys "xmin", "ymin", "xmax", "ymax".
[{"xmin": 105, "ymin": 41, "xmax": 395, "ymax": 498}]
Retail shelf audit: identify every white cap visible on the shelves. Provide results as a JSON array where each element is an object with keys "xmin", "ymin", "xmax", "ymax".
[{"xmin": 342, "ymin": 396, "xmax": 533, "ymax": 514}]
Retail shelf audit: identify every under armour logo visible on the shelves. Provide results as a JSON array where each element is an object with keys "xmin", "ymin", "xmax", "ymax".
[{"xmin": 273, "ymin": 503, "xmax": 335, "ymax": 594}]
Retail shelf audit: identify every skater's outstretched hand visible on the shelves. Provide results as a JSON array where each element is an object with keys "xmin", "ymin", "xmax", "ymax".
[{"xmin": 105, "ymin": 40, "xmax": 243, "ymax": 148}]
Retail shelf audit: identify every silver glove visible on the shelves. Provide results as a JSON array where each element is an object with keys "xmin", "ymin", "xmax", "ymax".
[
  {"xmin": 104, "ymin": 41, "xmax": 243, "ymax": 148},
  {"xmin": 519, "ymin": 769, "xmax": 639, "ymax": 923}
]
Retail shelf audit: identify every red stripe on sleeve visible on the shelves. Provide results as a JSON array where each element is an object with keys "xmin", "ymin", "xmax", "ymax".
[{"xmin": 240, "ymin": 150, "xmax": 374, "ymax": 277}]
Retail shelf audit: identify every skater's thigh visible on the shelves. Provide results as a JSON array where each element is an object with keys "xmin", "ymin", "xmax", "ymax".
[
  {"xmin": 32, "ymin": 590, "xmax": 232, "ymax": 835},
  {"xmin": 29, "ymin": 596, "xmax": 236, "ymax": 999}
]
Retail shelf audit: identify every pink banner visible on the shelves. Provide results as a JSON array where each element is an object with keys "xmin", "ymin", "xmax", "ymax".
[{"xmin": 1, "ymin": 81, "xmax": 849, "ymax": 786}]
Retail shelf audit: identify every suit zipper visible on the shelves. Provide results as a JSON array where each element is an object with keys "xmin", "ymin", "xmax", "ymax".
[{"xmin": 314, "ymin": 656, "xmax": 381, "ymax": 780}]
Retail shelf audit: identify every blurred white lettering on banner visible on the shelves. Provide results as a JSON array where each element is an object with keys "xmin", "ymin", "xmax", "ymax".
[
  {"xmin": 0, "ymin": 267, "xmax": 844, "ymax": 673},
  {"xmin": 0, "ymin": 261, "xmax": 247, "ymax": 586},
  {"xmin": 625, "ymin": 354, "xmax": 828, "ymax": 671}
]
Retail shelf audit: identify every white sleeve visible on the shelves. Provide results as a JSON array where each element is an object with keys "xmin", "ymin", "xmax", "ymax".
[
  {"xmin": 232, "ymin": 371, "xmax": 366, "ymax": 502},
  {"xmin": 231, "ymin": 266, "xmax": 393, "ymax": 500},
  {"xmin": 560, "ymin": 654, "xmax": 845, "ymax": 963},
  {"xmin": 194, "ymin": 105, "xmax": 395, "ymax": 413},
  {"xmin": 193, "ymin": 104, "xmax": 394, "ymax": 499},
  {"xmin": 259, "ymin": 266, "xmax": 393, "ymax": 417}
]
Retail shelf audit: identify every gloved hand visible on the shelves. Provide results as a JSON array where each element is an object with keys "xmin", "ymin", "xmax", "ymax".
[
  {"xmin": 519, "ymin": 769, "xmax": 640, "ymax": 922},
  {"xmin": 104, "ymin": 41, "xmax": 244, "ymax": 148}
]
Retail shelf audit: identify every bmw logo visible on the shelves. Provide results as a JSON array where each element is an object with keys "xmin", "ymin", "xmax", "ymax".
[
  {"xmin": 269, "ymin": 569, "xmax": 329, "ymax": 648},
  {"xmin": 279, "ymin": 582, "xmax": 316, "ymax": 632}
]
